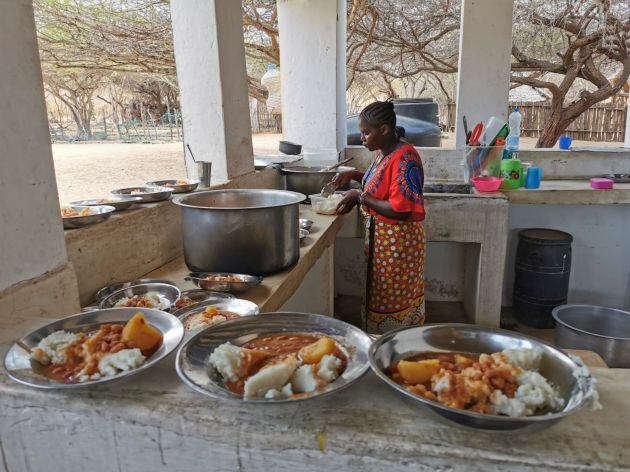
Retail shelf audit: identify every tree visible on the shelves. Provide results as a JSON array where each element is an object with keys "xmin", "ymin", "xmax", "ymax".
[
  {"xmin": 511, "ymin": 0, "xmax": 630, "ymax": 147},
  {"xmin": 42, "ymin": 66, "xmax": 105, "ymax": 140}
]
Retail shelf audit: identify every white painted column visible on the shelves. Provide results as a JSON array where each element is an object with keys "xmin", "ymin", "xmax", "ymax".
[
  {"xmin": 277, "ymin": 0, "xmax": 347, "ymax": 155},
  {"xmin": 624, "ymin": 102, "xmax": 630, "ymax": 148},
  {"xmin": 170, "ymin": 0, "xmax": 254, "ymax": 182},
  {"xmin": 454, "ymin": 0, "xmax": 515, "ymax": 148},
  {"xmin": 0, "ymin": 0, "xmax": 69, "ymax": 291}
]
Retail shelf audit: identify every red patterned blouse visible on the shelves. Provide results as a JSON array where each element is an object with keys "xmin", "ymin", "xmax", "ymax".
[{"xmin": 361, "ymin": 144, "xmax": 425, "ymax": 224}]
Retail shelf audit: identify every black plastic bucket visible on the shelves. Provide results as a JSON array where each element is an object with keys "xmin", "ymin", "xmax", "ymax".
[{"xmin": 513, "ymin": 228, "xmax": 573, "ymax": 328}]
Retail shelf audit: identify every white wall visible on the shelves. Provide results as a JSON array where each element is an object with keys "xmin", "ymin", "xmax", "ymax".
[
  {"xmin": 277, "ymin": 0, "xmax": 346, "ymax": 152},
  {"xmin": 455, "ymin": 0, "xmax": 514, "ymax": 147},
  {"xmin": 503, "ymin": 205, "xmax": 630, "ymax": 309},
  {"xmin": 0, "ymin": 0, "xmax": 68, "ymax": 291}
]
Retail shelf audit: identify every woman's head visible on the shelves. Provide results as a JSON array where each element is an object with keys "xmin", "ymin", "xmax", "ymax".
[{"xmin": 359, "ymin": 100, "xmax": 399, "ymax": 151}]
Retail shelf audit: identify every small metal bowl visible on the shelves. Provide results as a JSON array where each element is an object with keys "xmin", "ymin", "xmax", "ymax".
[
  {"xmin": 95, "ymin": 279, "xmax": 177, "ymax": 302},
  {"xmin": 172, "ymin": 290, "xmax": 235, "ymax": 315},
  {"xmin": 4, "ymin": 307, "xmax": 184, "ymax": 389},
  {"xmin": 176, "ymin": 312, "xmax": 371, "ymax": 403},
  {"xmin": 99, "ymin": 283, "xmax": 181, "ymax": 311},
  {"xmin": 299, "ymin": 228, "xmax": 309, "ymax": 242},
  {"xmin": 185, "ymin": 272, "xmax": 263, "ymax": 293},
  {"xmin": 299, "ymin": 218, "xmax": 314, "ymax": 231},
  {"xmin": 175, "ymin": 299, "xmax": 260, "ymax": 332},
  {"xmin": 111, "ymin": 186, "xmax": 173, "ymax": 203},
  {"xmin": 61, "ymin": 205, "xmax": 116, "ymax": 229},
  {"xmin": 70, "ymin": 196, "xmax": 142, "ymax": 212},
  {"xmin": 146, "ymin": 179, "xmax": 199, "ymax": 194},
  {"xmin": 369, "ymin": 324, "xmax": 594, "ymax": 432}
]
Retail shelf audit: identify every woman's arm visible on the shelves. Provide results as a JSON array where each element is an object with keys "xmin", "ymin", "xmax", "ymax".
[
  {"xmin": 361, "ymin": 194, "xmax": 411, "ymax": 221},
  {"xmin": 331, "ymin": 170, "xmax": 365, "ymax": 188}
]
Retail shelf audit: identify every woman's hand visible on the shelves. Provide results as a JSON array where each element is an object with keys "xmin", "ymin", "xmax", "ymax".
[
  {"xmin": 331, "ymin": 170, "xmax": 363, "ymax": 189},
  {"xmin": 335, "ymin": 189, "xmax": 361, "ymax": 214}
]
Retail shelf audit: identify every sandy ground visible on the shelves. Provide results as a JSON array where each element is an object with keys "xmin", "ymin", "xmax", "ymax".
[{"xmin": 52, "ymin": 133, "xmax": 622, "ymax": 203}]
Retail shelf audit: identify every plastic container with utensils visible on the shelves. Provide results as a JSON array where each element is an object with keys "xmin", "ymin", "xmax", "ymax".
[{"xmin": 462, "ymin": 145, "xmax": 504, "ymax": 183}]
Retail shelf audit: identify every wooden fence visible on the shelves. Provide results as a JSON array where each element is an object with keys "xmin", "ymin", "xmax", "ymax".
[
  {"xmin": 250, "ymin": 100, "xmax": 282, "ymax": 133},
  {"xmin": 442, "ymin": 102, "xmax": 627, "ymax": 142}
]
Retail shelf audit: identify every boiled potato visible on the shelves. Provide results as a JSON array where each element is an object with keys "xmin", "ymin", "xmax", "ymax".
[
  {"xmin": 122, "ymin": 312, "xmax": 163, "ymax": 353},
  {"xmin": 397, "ymin": 359, "xmax": 440, "ymax": 384},
  {"xmin": 299, "ymin": 336, "xmax": 336, "ymax": 364}
]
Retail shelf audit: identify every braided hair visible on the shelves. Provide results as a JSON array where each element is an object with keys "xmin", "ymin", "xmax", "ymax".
[{"xmin": 360, "ymin": 100, "xmax": 406, "ymax": 139}]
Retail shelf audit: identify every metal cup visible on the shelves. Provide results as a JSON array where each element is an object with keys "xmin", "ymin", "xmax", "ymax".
[{"xmin": 197, "ymin": 162, "xmax": 212, "ymax": 188}]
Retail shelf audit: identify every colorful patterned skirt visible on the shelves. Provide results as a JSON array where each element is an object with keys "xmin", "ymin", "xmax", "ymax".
[{"xmin": 363, "ymin": 216, "xmax": 426, "ymax": 334}]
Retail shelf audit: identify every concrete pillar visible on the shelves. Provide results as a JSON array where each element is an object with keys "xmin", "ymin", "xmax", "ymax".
[
  {"xmin": 170, "ymin": 0, "xmax": 254, "ymax": 182},
  {"xmin": 454, "ymin": 0, "xmax": 515, "ymax": 148},
  {"xmin": 0, "ymin": 0, "xmax": 70, "ymax": 292},
  {"xmin": 277, "ymin": 0, "xmax": 347, "ymax": 155},
  {"xmin": 624, "ymin": 101, "xmax": 630, "ymax": 148}
]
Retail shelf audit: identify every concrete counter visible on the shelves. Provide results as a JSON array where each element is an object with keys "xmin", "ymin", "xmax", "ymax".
[{"xmin": 0, "ymin": 350, "xmax": 627, "ymax": 471}]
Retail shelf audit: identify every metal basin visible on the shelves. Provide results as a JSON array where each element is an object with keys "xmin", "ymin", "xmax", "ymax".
[
  {"xmin": 173, "ymin": 189, "xmax": 305, "ymax": 275},
  {"xmin": 369, "ymin": 324, "xmax": 594, "ymax": 432},
  {"xmin": 552, "ymin": 304, "xmax": 630, "ymax": 367},
  {"xmin": 281, "ymin": 166, "xmax": 339, "ymax": 196}
]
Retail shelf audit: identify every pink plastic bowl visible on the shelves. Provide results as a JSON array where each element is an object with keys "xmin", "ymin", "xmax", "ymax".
[{"xmin": 471, "ymin": 176, "xmax": 503, "ymax": 192}]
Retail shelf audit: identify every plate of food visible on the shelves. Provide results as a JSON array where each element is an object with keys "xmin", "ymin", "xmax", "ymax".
[
  {"xmin": 99, "ymin": 283, "xmax": 181, "ymax": 311},
  {"xmin": 95, "ymin": 279, "xmax": 178, "ymax": 303},
  {"xmin": 175, "ymin": 299, "xmax": 259, "ymax": 332},
  {"xmin": 4, "ymin": 308, "xmax": 184, "ymax": 389},
  {"xmin": 70, "ymin": 196, "xmax": 142, "ymax": 212},
  {"xmin": 176, "ymin": 312, "xmax": 372, "ymax": 403},
  {"xmin": 111, "ymin": 186, "xmax": 173, "ymax": 203},
  {"xmin": 369, "ymin": 324, "xmax": 598, "ymax": 432},
  {"xmin": 185, "ymin": 272, "xmax": 263, "ymax": 293},
  {"xmin": 61, "ymin": 205, "xmax": 116, "ymax": 229},
  {"xmin": 172, "ymin": 290, "xmax": 235, "ymax": 313},
  {"xmin": 146, "ymin": 179, "xmax": 199, "ymax": 193}
]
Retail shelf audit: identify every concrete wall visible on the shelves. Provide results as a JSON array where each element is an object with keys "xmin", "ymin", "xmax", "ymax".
[
  {"xmin": 503, "ymin": 205, "xmax": 630, "ymax": 309},
  {"xmin": 277, "ymin": 0, "xmax": 345, "ymax": 151},
  {"xmin": 0, "ymin": 0, "xmax": 69, "ymax": 291}
]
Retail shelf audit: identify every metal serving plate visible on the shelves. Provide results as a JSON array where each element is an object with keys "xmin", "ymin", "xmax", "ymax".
[
  {"xmin": 176, "ymin": 312, "xmax": 372, "ymax": 403},
  {"xmin": 4, "ymin": 307, "xmax": 184, "ymax": 389},
  {"xmin": 111, "ymin": 186, "xmax": 173, "ymax": 203},
  {"xmin": 70, "ymin": 196, "xmax": 142, "ymax": 211},
  {"xmin": 175, "ymin": 299, "xmax": 260, "ymax": 332},
  {"xmin": 185, "ymin": 272, "xmax": 263, "ymax": 293},
  {"xmin": 369, "ymin": 324, "xmax": 594, "ymax": 432},
  {"xmin": 146, "ymin": 179, "xmax": 199, "ymax": 193},
  {"xmin": 172, "ymin": 289, "xmax": 235, "ymax": 315},
  {"xmin": 299, "ymin": 218, "xmax": 314, "ymax": 231},
  {"xmin": 299, "ymin": 228, "xmax": 309, "ymax": 242},
  {"xmin": 95, "ymin": 278, "xmax": 177, "ymax": 302},
  {"xmin": 99, "ymin": 283, "xmax": 181, "ymax": 311},
  {"xmin": 62, "ymin": 205, "xmax": 116, "ymax": 229}
]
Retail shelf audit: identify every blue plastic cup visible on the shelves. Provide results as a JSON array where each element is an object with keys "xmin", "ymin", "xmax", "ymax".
[
  {"xmin": 559, "ymin": 136, "xmax": 572, "ymax": 150},
  {"xmin": 525, "ymin": 167, "xmax": 542, "ymax": 189}
]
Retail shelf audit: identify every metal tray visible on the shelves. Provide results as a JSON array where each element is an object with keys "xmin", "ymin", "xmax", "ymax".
[
  {"xmin": 172, "ymin": 290, "xmax": 235, "ymax": 315},
  {"xmin": 111, "ymin": 186, "xmax": 173, "ymax": 203},
  {"xmin": 369, "ymin": 324, "xmax": 595, "ymax": 432},
  {"xmin": 146, "ymin": 179, "xmax": 199, "ymax": 193},
  {"xmin": 70, "ymin": 196, "xmax": 142, "ymax": 211},
  {"xmin": 99, "ymin": 283, "xmax": 181, "ymax": 311},
  {"xmin": 185, "ymin": 272, "xmax": 263, "ymax": 293},
  {"xmin": 4, "ymin": 307, "xmax": 184, "ymax": 389},
  {"xmin": 176, "ymin": 312, "xmax": 371, "ymax": 403},
  {"xmin": 175, "ymin": 299, "xmax": 260, "ymax": 332},
  {"xmin": 95, "ymin": 279, "xmax": 177, "ymax": 302},
  {"xmin": 62, "ymin": 205, "xmax": 116, "ymax": 229}
]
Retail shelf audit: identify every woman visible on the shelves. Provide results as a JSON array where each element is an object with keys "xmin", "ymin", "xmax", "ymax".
[{"xmin": 334, "ymin": 101, "xmax": 426, "ymax": 334}]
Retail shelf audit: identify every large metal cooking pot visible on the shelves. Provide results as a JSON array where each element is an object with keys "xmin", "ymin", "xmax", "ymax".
[
  {"xmin": 173, "ymin": 189, "xmax": 305, "ymax": 275},
  {"xmin": 552, "ymin": 304, "xmax": 630, "ymax": 368},
  {"xmin": 280, "ymin": 166, "xmax": 338, "ymax": 196}
]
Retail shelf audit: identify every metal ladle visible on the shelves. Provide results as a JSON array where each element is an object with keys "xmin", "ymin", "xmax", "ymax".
[{"xmin": 320, "ymin": 157, "xmax": 354, "ymax": 197}]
